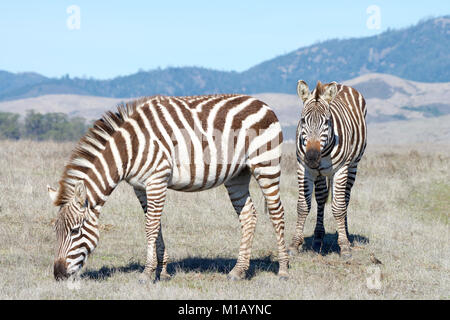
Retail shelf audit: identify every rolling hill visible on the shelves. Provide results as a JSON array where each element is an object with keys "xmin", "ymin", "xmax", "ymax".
[{"xmin": 1, "ymin": 73, "xmax": 448, "ymax": 143}]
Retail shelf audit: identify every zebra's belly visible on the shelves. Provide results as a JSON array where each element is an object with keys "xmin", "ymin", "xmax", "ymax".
[{"xmin": 167, "ymin": 162, "xmax": 247, "ymax": 192}]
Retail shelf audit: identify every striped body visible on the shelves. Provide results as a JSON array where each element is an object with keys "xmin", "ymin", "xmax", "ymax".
[
  {"xmin": 48, "ymin": 94, "xmax": 289, "ymax": 281},
  {"xmin": 289, "ymin": 81, "xmax": 367, "ymax": 256}
]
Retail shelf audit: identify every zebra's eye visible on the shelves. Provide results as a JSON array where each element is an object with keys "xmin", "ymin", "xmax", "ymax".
[
  {"xmin": 301, "ymin": 134, "xmax": 307, "ymax": 146},
  {"xmin": 71, "ymin": 227, "xmax": 80, "ymax": 236}
]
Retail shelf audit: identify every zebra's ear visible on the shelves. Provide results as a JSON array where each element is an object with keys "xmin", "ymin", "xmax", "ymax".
[
  {"xmin": 297, "ymin": 80, "xmax": 311, "ymax": 103},
  {"xmin": 73, "ymin": 180, "xmax": 87, "ymax": 207},
  {"xmin": 322, "ymin": 82, "xmax": 338, "ymax": 104},
  {"xmin": 47, "ymin": 185, "xmax": 58, "ymax": 204}
]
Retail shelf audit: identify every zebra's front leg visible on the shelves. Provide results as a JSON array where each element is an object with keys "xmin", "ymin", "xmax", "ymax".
[
  {"xmin": 313, "ymin": 176, "xmax": 329, "ymax": 253},
  {"xmin": 331, "ymin": 165, "xmax": 353, "ymax": 258},
  {"xmin": 140, "ymin": 177, "xmax": 169, "ymax": 283},
  {"xmin": 225, "ymin": 170, "xmax": 257, "ymax": 280},
  {"xmin": 134, "ymin": 187, "xmax": 170, "ymax": 281},
  {"xmin": 289, "ymin": 165, "xmax": 314, "ymax": 255}
]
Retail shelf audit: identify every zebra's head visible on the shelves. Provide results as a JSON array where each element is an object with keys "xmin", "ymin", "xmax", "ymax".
[
  {"xmin": 297, "ymin": 80, "xmax": 338, "ymax": 169},
  {"xmin": 47, "ymin": 180, "xmax": 99, "ymax": 280}
]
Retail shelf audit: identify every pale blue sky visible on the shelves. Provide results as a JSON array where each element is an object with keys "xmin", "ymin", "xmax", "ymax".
[{"xmin": 1, "ymin": 1, "xmax": 449, "ymax": 79}]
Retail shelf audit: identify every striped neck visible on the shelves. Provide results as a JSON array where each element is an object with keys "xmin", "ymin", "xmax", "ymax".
[{"xmin": 54, "ymin": 100, "xmax": 139, "ymax": 210}]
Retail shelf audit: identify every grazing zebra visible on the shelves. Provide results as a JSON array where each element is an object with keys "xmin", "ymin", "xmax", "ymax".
[
  {"xmin": 47, "ymin": 94, "xmax": 289, "ymax": 281},
  {"xmin": 289, "ymin": 80, "xmax": 367, "ymax": 257}
]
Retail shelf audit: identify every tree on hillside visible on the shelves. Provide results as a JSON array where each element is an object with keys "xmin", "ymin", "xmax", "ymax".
[
  {"xmin": 24, "ymin": 110, "xmax": 88, "ymax": 141},
  {"xmin": 0, "ymin": 112, "xmax": 21, "ymax": 140},
  {"xmin": 24, "ymin": 110, "xmax": 46, "ymax": 139}
]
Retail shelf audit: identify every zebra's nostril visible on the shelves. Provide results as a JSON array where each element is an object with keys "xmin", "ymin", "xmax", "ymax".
[
  {"xmin": 306, "ymin": 149, "xmax": 320, "ymax": 163},
  {"xmin": 54, "ymin": 259, "xmax": 69, "ymax": 281}
]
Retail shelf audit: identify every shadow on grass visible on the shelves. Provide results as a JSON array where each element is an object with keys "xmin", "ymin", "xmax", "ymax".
[
  {"xmin": 167, "ymin": 255, "xmax": 279, "ymax": 279},
  {"xmin": 81, "ymin": 234, "xmax": 370, "ymax": 281},
  {"xmin": 81, "ymin": 255, "xmax": 279, "ymax": 281},
  {"xmin": 302, "ymin": 232, "xmax": 369, "ymax": 255},
  {"xmin": 81, "ymin": 261, "xmax": 144, "ymax": 280}
]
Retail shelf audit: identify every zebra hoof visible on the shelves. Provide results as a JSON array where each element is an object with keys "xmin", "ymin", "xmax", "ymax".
[
  {"xmin": 287, "ymin": 247, "xmax": 300, "ymax": 256},
  {"xmin": 341, "ymin": 252, "xmax": 352, "ymax": 260},
  {"xmin": 278, "ymin": 271, "xmax": 289, "ymax": 281},
  {"xmin": 227, "ymin": 275, "xmax": 240, "ymax": 281},
  {"xmin": 159, "ymin": 271, "xmax": 172, "ymax": 281},
  {"xmin": 340, "ymin": 247, "xmax": 352, "ymax": 260},
  {"xmin": 138, "ymin": 272, "xmax": 153, "ymax": 285},
  {"xmin": 227, "ymin": 270, "xmax": 245, "ymax": 281}
]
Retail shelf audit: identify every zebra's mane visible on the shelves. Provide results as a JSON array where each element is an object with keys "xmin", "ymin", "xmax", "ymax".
[
  {"xmin": 313, "ymin": 81, "xmax": 324, "ymax": 101},
  {"xmin": 53, "ymin": 97, "xmax": 149, "ymax": 206}
]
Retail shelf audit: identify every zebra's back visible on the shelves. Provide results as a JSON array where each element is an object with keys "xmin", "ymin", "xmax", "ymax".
[
  {"xmin": 329, "ymin": 84, "xmax": 367, "ymax": 166},
  {"xmin": 128, "ymin": 94, "xmax": 283, "ymax": 191}
]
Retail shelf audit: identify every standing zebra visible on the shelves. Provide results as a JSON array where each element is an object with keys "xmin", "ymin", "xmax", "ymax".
[
  {"xmin": 289, "ymin": 80, "xmax": 367, "ymax": 257},
  {"xmin": 47, "ymin": 94, "xmax": 289, "ymax": 282}
]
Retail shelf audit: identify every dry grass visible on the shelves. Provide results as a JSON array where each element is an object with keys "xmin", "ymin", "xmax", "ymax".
[{"xmin": 0, "ymin": 140, "xmax": 448, "ymax": 299}]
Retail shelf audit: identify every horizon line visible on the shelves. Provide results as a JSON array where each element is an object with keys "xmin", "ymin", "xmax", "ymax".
[{"xmin": 1, "ymin": 14, "xmax": 447, "ymax": 81}]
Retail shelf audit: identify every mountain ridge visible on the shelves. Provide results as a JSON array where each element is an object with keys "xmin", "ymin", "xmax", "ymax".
[{"xmin": 0, "ymin": 16, "xmax": 448, "ymax": 101}]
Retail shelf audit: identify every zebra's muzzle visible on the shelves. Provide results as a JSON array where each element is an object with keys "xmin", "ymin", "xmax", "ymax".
[
  {"xmin": 54, "ymin": 258, "xmax": 69, "ymax": 281},
  {"xmin": 305, "ymin": 139, "xmax": 321, "ymax": 169},
  {"xmin": 305, "ymin": 148, "xmax": 321, "ymax": 169}
]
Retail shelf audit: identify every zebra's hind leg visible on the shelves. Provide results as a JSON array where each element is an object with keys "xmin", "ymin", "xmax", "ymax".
[
  {"xmin": 331, "ymin": 165, "xmax": 357, "ymax": 259},
  {"xmin": 134, "ymin": 187, "xmax": 170, "ymax": 281},
  {"xmin": 313, "ymin": 176, "xmax": 329, "ymax": 253},
  {"xmin": 224, "ymin": 169, "xmax": 257, "ymax": 281},
  {"xmin": 289, "ymin": 164, "xmax": 314, "ymax": 255},
  {"xmin": 252, "ymin": 165, "xmax": 289, "ymax": 280},
  {"xmin": 155, "ymin": 230, "xmax": 170, "ymax": 281}
]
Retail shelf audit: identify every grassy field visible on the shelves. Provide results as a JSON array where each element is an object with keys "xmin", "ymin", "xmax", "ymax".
[{"xmin": 0, "ymin": 139, "xmax": 448, "ymax": 299}]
